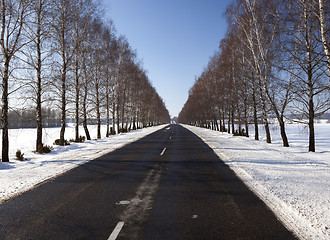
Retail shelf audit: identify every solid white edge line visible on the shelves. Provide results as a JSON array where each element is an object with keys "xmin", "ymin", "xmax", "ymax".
[
  {"xmin": 108, "ymin": 221, "xmax": 124, "ymax": 240},
  {"xmin": 160, "ymin": 148, "xmax": 166, "ymax": 156}
]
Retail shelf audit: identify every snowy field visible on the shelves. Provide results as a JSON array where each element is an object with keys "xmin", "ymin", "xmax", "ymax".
[
  {"xmin": 184, "ymin": 122, "xmax": 330, "ymax": 240},
  {"xmin": 0, "ymin": 124, "xmax": 167, "ymax": 203},
  {"xmin": 0, "ymin": 122, "xmax": 329, "ymax": 240}
]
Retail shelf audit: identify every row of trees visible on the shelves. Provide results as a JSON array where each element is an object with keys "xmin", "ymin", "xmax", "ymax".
[
  {"xmin": 178, "ymin": 0, "xmax": 330, "ymax": 152},
  {"xmin": 0, "ymin": 0, "xmax": 169, "ymax": 162}
]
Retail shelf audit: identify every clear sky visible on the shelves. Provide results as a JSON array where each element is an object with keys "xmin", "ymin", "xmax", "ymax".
[{"xmin": 103, "ymin": 0, "xmax": 232, "ymax": 117}]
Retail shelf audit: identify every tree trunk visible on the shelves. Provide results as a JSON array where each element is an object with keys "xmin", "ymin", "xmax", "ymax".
[
  {"xmin": 133, "ymin": 116, "xmax": 136, "ymax": 130},
  {"xmin": 121, "ymin": 107, "xmax": 124, "ymax": 131},
  {"xmin": 244, "ymin": 92, "xmax": 249, "ymax": 137},
  {"xmin": 74, "ymin": 57, "xmax": 80, "ymax": 142},
  {"xmin": 279, "ymin": 119, "xmax": 289, "ymax": 147},
  {"xmin": 231, "ymin": 106, "xmax": 235, "ymax": 134},
  {"xmin": 128, "ymin": 119, "xmax": 131, "ymax": 131},
  {"xmin": 255, "ymin": 71, "xmax": 270, "ymax": 143},
  {"xmin": 59, "ymin": 16, "xmax": 67, "ymax": 146},
  {"xmin": 106, "ymin": 83, "xmax": 110, "ymax": 137},
  {"xmin": 112, "ymin": 101, "xmax": 116, "ymax": 134},
  {"xmin": 318, "ymin": 0, "xmax": 330, "ymax": 82},
  {"xmin": 82, "ymin": 80, "xmax": 91, "ymax": 140},
  {"xmin": 227, "ymin": 110, "xmax": 231, "ymax": 134},
  {"xmin": 308, "ymin": 96, "xmax": 315, "ymax": 152},
  {"xmin": 222, "ymin": 107, "xmax": 226, "ymax": 132},
  {"xmin": 36, "ymin": 19, "xmax": 43, "ymax": 152},
  {"xmin": 219, "ymin": 111, "xmax": 223, "ymax": 132},
  {"xmin": 60, "ymin": 62, "xmax": 66, "ymax": 146},
  {"xmin": 1, "ymin": 58, "xmax": 9, "ymax": 162},
  {"xmin": 82, "ymin": 110, "xmax": 91, "ymax": 141},
  {"xmin": 305, "ymin": 1, "xmax": 315, "ymax": 152},
  {"xmin": 243, "ymin": 84, "xmax": 249, "ymax": 137},
  {"xmin": 116, "ymin": 102, "xmax": 120, "ymax": 133},
  {"xmin": 238, "ymin": 107, "xmax": 242, "ymax": 135},
  {"xmin": 263, "ymin": 85, "xmax": 290, "ymax": 146},
  {"xmin": 264, "ymin": 116, "xmax": 271, "ymax": 143},
  {"xmin": 82, "ymin": 116, "xmax": 91, "ymax": 141},
  {"xmin": 214, "ymin": 119, "xmax": 219, "ymax": 131},
  {"xmin": 96, "ymin": 82, "xmax": 101, "ymax": 139},
  {"xmin": 259, "ymin": 85, "xmax": 271, "ymax": 143}
]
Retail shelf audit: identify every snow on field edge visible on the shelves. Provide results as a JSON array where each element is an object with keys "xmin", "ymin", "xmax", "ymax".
[{"xmin": 183, "ymin": 124, "xmax": 329, "ymax": 240}]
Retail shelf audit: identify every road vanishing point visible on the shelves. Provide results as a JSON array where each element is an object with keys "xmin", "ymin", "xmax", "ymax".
[{"xmin": 0, "ymin": 124, "xmax": 297, "ymax": 240}]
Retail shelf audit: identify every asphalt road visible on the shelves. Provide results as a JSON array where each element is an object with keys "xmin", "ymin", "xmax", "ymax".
[{"xmin": 0, "ymin": 124, "xmax": 297, "ymax": 240}]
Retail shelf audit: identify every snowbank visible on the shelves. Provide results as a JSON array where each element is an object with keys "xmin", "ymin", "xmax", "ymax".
[{"xmin": 183, "ymin": 123, "xmax": 330, "ymax": 240}]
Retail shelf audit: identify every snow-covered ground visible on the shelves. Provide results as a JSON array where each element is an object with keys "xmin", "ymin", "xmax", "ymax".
[
  {"xmin": 184, "ymin": 122, "xmax": 330, "ymax": 240},
  {"xmin": 0, "ymin": 124, "xmax": 166, "ymax": 203},
  {"xmin": 0, "ymin": 122, "xmax": 329, "ymax": 240}
]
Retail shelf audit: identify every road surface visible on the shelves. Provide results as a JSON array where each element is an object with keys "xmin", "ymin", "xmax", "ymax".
[{"xmin": 0, "ymin": 124, "xmax": 297, "ymax": 239}]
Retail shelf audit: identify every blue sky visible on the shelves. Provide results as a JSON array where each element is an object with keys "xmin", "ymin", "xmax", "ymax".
[{"xmin": 104, "ymin": 0, "xmax": 232, "ymax": 117}]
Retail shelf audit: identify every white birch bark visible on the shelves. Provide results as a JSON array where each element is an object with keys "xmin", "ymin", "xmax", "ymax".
[{"xmin": 318, "ymin": 0, "xmax": 330, "ymax": 82}]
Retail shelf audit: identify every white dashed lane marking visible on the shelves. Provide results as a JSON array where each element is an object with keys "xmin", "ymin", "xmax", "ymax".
[
  {"xmin": 160, "ymin": 148, "xmax": 166, "ymax": 156},
  {"xmin": 108, "ymin": 221, "xmax": 124, "ymax": 240}
]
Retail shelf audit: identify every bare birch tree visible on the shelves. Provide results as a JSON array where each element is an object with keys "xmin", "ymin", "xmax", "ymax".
[
  {"xmin": 51, "ymin": 0, "xmax": 74, "ymax": 146},
  {"xmin": 71, "ymin": 0, "xmax": 95, "ymax": 142},
  {"xmin": 21, "ymin": 0, "xmax": 54, "ymax": 152},
  {"xmin": 285, "ymin": 0, "xmax": 330, "ymax": 152},
  {"xmin": 0, "ymin": 0, "xmax": 30, "ymax": 162}
]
